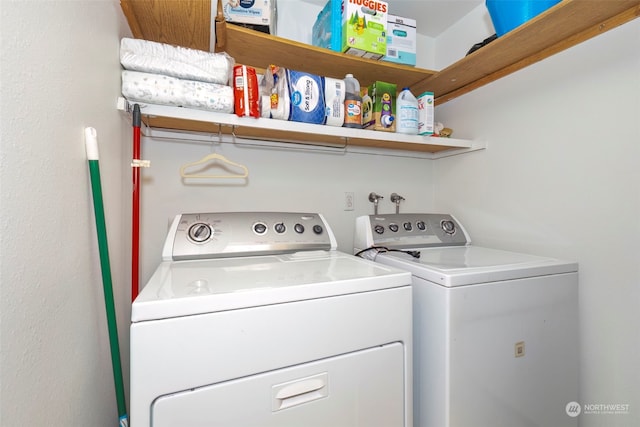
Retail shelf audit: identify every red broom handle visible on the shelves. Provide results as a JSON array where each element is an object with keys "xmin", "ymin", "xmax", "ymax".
[{"xmin": 132, "ymin": 104, "xmax": 141, "ymax": 302}]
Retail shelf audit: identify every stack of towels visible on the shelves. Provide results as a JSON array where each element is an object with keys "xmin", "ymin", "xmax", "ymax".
[{"xmin": 120, "ymin": 38, "xmax": 235, "ymax": 113}]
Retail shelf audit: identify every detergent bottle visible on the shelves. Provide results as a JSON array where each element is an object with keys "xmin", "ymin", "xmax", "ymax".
[
  {"xmin": 396, "ymin": 87, "xmax": 419, "ymax": 134},
  {"xmin": 343, "ymin": 74, "xmax": 362, "ymax": 128},
  {"xmin": 361, "ymin": 87, "xmax": 373, "ymax": 128}
]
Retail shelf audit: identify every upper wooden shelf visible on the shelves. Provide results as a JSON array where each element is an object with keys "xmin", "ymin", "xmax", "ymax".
[
  {"xmin": 418, "ymin": 0, "xmax": 640, "ymax": 103},
  {"xmin": 120, "ymin": 0, "xmax": 640, "ymax": 105}
]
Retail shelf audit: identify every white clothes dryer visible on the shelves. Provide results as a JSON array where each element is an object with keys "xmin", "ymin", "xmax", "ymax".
[
  {"xmin": 354, "ymin": 213, "xmax": 578, "ymax": 427},
  {"xmin": 131, "ymin": 212, "xmax": 413, "ymax": 427}
]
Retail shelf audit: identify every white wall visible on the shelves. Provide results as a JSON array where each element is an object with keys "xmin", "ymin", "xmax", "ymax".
[
  {"xmin": 139, "ymin": 140, "xmax": 435, "ymax": 283},
  {"xmin": 435, "ymin": 3, "xmax": 494, "ymax": 70},
  {"xmin": 1, "ymin": 1, "xmax": 131, "ymax": 425},
  {"xmin": 2, "ymin": 1, "xmax": 638, "ymax": 427},
  {"xmin": 435, "ymin": 19, "xmax": 640, "ymax": 427}
]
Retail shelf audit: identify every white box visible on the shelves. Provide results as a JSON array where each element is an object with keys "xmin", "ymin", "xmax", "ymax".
[
  {"xmin": 383, "ymin": 15, "xmax": 416, "ymax": 66},
  {"xmin": 418, "ymin": 91, "xmax": 434, "ymax": 135},
  {"xmin": 221, "ymin": 0, "xmax": 276, "ymax": 34}
]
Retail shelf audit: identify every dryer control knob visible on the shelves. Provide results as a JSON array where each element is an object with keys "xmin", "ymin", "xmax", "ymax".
[
  {"xmin": 313, "ymin": 225, "xmax": 324, "ymax": 235},
  {"xmin": 294, "ymin": 223, "xmax": 305, "ymax": 234},
  {"xmin": 253, "ymin": 222, "xmax": 268, "ymax": 235},
  {"xmin": 274, "ymin": 222, "xmax": 286, "ymax": 234},
  {"xmin": 389, "ymin": 224, "xmax": 399, "ymax": 232},
  {"xmin": 188, "ymin": 223, "xmax": 212, "ymax": 243},
  {"xmin": 374, "ymin": 224, "xmax": 385, "ymax": 234},
  {"xmin": 416, "ymin": 220, "xmax": 426, "ymax": 231}
]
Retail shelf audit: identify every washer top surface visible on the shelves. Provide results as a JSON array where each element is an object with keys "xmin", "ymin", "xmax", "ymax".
[
  {"xmin": 133, "ymin": 251, "xmax": 410, "ymax": 321},
  {"xmin": 377, "ymin": 245, "xmax": 577, "ymax": 287},
  {"xmin": 354, "ymin": 213, "xmax": 577, "ymax": 287}
]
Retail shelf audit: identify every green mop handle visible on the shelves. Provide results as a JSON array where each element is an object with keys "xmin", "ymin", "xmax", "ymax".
[{"xmin": 85, "ymin": 127, "xmax": 129, "ymax": 427}]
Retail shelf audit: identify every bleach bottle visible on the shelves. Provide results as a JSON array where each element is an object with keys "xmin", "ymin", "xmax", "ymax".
[
  {"xmin": 396, "ymin": 87, "xmax": 419, "ymax": 134},
  {"xmin": 343, "ymin": 74, "xmax": 362, "ymax": 128}
]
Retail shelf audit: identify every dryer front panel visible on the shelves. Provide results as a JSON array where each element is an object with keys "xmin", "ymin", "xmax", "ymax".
[{"xmin": 151, "ymin": 343, "xmax": 405, "ymax": 427}]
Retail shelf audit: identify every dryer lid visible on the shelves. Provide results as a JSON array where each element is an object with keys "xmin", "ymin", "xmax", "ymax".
[
  {"xmin": 378, "ymin": 245, "xmax": 578, "ymax": 287},
  {"xmin": 132, "ymin": 251, "xmax": 410, "ymax": 321}
]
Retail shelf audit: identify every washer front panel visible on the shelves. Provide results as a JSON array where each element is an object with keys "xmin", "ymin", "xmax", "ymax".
[{"xmin": 354, "ymin": 213, "xmax": 469, "ymax": 251}]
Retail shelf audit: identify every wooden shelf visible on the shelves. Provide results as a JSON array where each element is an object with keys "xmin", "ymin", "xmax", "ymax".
[
  {"xmin": 119, "ymin": 0, "xmax": 639, "ymax": 153},
  {"xmin": 120, "ymin": 0, "xmax": 639, "ymax": 104},
  {"xmin": 120, "ymin": 98, "xmax": 474, "ymax": 154},
  {"xmin": 417, "ymin": 0, "xmax": 640, "ymax": 103}
]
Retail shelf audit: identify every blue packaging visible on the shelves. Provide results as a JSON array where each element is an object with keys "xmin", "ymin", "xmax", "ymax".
[
  {"xmin": 312, "ymin": 0, "xmax": 342, "ymax": 52},
  {"xmin": 486, "ymin": 0, "xmax": 561, "ymax": 36},
  {"xmin": 286, "ymin": 70, "xmax": 326, "ymax": 124}
]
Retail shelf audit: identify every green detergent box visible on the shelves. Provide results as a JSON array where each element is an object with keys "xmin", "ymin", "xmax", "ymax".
[
  {"xmin": 366, "ymin": 81, "xmax": 396, "ymax": 132},
  {"xmin": 342, "ymin": 0, "xmax": 388, "ymax": 59}
]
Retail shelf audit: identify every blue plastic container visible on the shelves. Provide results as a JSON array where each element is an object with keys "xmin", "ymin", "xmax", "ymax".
[{"xmin": 486, "ymin": 0, "xmax": 561, "ymax": 36}]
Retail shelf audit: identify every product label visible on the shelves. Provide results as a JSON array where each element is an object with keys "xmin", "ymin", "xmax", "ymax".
[
  {"xmin": 291, "ymin": 76, "xmax": 320, "ymax": 113},
  {"xmin": 398, "ymin": 104, "xmax": 418, "ymax": 132},
  {"xmin": 348, "ymin": 0, "xmax": 387, "ymax": 13},
  {"xmin": 344, "ymin": 99, "xmax": 362, "ymax": 124}
]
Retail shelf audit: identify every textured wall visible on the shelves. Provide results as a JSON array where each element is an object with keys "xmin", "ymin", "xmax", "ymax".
[{"xmin": 1, "ymin": 1, "xmax": 130, "ymax": 425}]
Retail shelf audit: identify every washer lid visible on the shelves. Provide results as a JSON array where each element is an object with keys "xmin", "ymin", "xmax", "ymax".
[
  {"xmin": 378, "ymin": 246, "xmax": 578, "ymax": 287},
  {"xmin": 132, "ymin": 251, "xmax": 411, "ymax": 321}
]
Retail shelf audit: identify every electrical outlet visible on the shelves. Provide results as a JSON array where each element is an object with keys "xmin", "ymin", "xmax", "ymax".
[{"xmin": 344, "ymin": 192, "xmax": 354, "ymax": 211}]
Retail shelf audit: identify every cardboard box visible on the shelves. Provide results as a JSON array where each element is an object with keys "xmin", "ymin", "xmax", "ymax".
[
  {"xmin": 312, "ymin": 0, "xmax": 388, "ymax": 59},
  {"xmin": 221, "ymin": 0, "xmax": 277, "ymax": 34},
  {"xmin": 312, "ymin": 0, "xmax": 342, "ymax": 52},
  {"xmin": 366, "ymin": 81, "xmax": 396, "ymax": 131},
  {"xmin": 418, "ymin": 91, "xmax": 434, "ymax": 135},
  {"xmin": 342, "ymin": 0, "xmax": 388, "ymax": 59},
  {"xmin": 383, "ymin": 15, "xmax": 416, "ymax": 66}
]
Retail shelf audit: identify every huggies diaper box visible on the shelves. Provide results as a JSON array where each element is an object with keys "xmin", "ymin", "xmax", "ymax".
[{"xmin": 313, "ymin": 0, "xmax": 388, "ymax": 59}]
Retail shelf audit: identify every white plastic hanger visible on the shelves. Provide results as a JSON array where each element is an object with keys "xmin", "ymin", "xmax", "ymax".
[{"xmin": 179, "ymin": 152, "xmax": 249, "ymax": 179}]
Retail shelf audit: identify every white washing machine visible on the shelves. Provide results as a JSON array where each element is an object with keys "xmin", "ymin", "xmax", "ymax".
[
  {"xmin": 354, "ymin": 213, "xmax": 579, "ymax": 427},
  {"xmin": 130, "ymin": 212, "xmax": 413, "ymax": 427}
]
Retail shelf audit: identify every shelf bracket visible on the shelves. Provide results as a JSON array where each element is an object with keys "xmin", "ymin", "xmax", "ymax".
[{"xmin": 214, "ymin": 0, "xmax": 226, "ymax": 52}]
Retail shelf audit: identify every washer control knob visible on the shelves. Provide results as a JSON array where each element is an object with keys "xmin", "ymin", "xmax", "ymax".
[
  {"xmin": 441, "ymin": 220, "xmax": 456, "ymax": 235},
  {"xmin": 294, "ymin": 223, "xmax": 305, "ymax": 234},
  {"xmin": 416, "ymin": 220, "xmax": 426, "ymax": 231},
  {"xmin": 274, "ymin": 222, "xmax": 286, "ymax": 234},
  {"xmin": 389, "ymin": 223, "xmax": 399, "ymax": 232},
  {"xmin": 253, "ymin": 222, "xmax": 268, "ymax": 235},
  {"xmin": 312, "ymin": 225, "xmax": 324, "ymax": 235},
  {"xmin": 403, "ymin": 222, "xmax": 413, "ymax": 231},
  {"xmin": 188, "ymin": 223, "xmax": 212, "ymax": 243},
  {"xmin": 374, "ymin": 224, "xmax": 385, "ymax": 235}
]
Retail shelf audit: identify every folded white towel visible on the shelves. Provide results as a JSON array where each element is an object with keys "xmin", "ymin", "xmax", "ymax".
[
  {"xmin": 122, "ymin": 70, "xmax": 234, "ymax": 113},
  {"xmin": 120, "ymin": 38, "xmax": 234, "ymax": 85}
]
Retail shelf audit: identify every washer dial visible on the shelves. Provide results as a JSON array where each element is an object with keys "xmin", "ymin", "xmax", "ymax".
[{"xmin": 441, "ymin": 219, "xmax": 456, "ymax": 235}]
